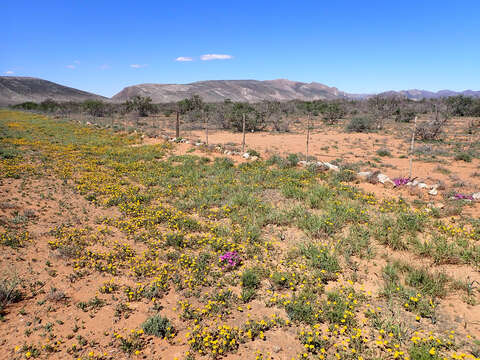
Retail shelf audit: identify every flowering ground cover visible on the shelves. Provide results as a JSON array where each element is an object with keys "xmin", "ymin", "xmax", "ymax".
[{"xmin": 1, "ymin": 110, "xmax": 480, "ymax": 359}]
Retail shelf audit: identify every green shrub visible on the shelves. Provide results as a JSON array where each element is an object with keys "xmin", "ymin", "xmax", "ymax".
[
  {"xmin": 405, "ymin": 268, "xmax": 447, "ymax": 298},
  {"xmin": 285, "ymin": 298, "xmax": 316, "ymax": 324},
  {"xmin": 300, "ymin": 243, "xmax": 340, "ymax": 275},
  {"xmin": 376, "ymin": 148, "xmax": 391, "ymax": 157},
  {"xmin": 331, "ymin": 169, "xmax": 357, "ymax": 182},
  {"xmin": 307, "ymin": 185, "xmax": 331, "ymax": 209},
  {"xmin": 270, "ymin": 271, "xmax": 291, "ymax": 289},
  {"xmin": 286, "ymin": 153, "xmax": 299, "ymax": 167},
  {"xmin": 142, "ymin": 315, "xmax": 175, "ymax": 338},
  {"xmin": 240, "ymin": 288, "xmax": 256, "ymax": 303},
  {"xmin": 241, "ymin": 268, "xmax": 260, "ymax": 290},
  {"xmin": 454, "ymin": 152, "xmax": 472, "ymax": 162},
  {"xmin": 214, "ymin": 157, "xmax": 234, "ymax": 168},
  {"xmin": 266, "ymin": 154, "xmax": 287, "ymax": 167},
  {"xmin": 346, "ymin": 117, "xmax": 375, "ymax": 132},
  {"xmin": 247, "ymin": 149, "xmax": 260, "ymax": 157}
]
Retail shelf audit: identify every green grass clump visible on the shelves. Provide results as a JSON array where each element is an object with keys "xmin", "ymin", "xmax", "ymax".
[
  {"xmin": 454, "ymin": 152, "xmax": 473, "ymax": 162},
  {"xmin": 142, "ymin": 315, "xmax": 175, "ymax": 338},
  {"xmin": 0, "ymin": 278, "xmax": 23, "ymax": 314},
  {"xmin": 376, "ymin": 148, "xmax": 391, "ymax": 157}
]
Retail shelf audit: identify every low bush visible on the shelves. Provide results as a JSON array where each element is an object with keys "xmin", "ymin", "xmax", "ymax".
[
  {"xmin": 142, "ymin": 315, "xmax": 175, "ymax": 338},
  {"xmin": 346, "ymin": 117, "xmax": 374, "ymax": 133}
]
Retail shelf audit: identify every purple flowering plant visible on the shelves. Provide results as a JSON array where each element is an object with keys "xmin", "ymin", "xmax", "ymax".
[
  {"xmin": 393, "ymin": 177, "xmax": 411, "ymax": 187},
  {"xmin": 219, "ymin": 251, "xmax": 241, "ymax": 269},
  {"xmin": 454, "ymin": 193, "xmax": 473, "ymax": 200}
]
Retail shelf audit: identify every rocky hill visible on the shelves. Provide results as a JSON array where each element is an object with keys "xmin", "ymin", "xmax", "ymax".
[
  {"xmin": 0, "ymin": 76, "xmax": 107, "ymax": 105},
  {"xmin": 111, "ymin": 79, "xmax": 352, "ymax": 103}
]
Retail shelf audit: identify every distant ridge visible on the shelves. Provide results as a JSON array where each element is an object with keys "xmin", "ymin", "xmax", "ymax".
[
  {"xmin": 111, "ymin": 79, "xmax": 352, "ymax": 103},
  {"xmin": 378, "ymin": 89, "xmax": 480, "ymax": 100},
  {"xmin": 0, "ymin": 76, "xmax": 107, "ymax": 105},
  {"xmin": 1, "ymin": 76, "xmax": 479, "ymax": 105}
]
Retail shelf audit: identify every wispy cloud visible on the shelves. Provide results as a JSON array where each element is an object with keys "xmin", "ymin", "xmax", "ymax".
[
  {"xmin": 66, "ymin": 64, "xmax": 76, "ymax": 69},
  {"xmin": 175, "ymin": 56, "xmax": 193, "ymax": 62},
  {"xmin": 100, "ymin": 64, "xmax": 110, "ymax": 70},
  {"xmin": 4, "ymin": 70, "xmax": 14, "ymax": 74},
  {"xmin": 130, "ymin": 64, "xmax": 148, "ymax": 68},
  {"xmin": 73, "ymin": 60, "xmax": 80, "ymax": 64},
  {"xmin": 200, "ymin": 54, "xmax": 233, "ymax": 61}
]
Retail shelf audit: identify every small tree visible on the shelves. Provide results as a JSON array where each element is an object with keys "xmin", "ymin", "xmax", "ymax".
[
  {"xmin": 124, "ymin": 96, "xmax": 155, "ymax": 117},
  {"xmin": 394, "ymin": 108, "xmax": 416, "ymax": 123},
  {"xmin": 230, "ymin": 103, "xmax": 265, "ymax": 132},
  {"xmin": 39, "ymin": 99, "xmax": 59, "ymax": 112},
  {"xmin": 322, "ymin": 103, "xmax": 345, "ymax": 125},
  {"xmin": 368, "ymin": 95, "xmax": 399, "ymax": 129},
  {"xmin": 82, "ymin": 100, "xmax": 106, "ymax": 117}
]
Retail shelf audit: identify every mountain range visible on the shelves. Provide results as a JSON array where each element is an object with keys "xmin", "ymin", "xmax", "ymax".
[{"xmin": 1, "ymin": 76, "xmax": 479, "ymax": 105}]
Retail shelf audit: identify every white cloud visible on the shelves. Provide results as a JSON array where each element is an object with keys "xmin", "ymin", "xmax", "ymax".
[
  {"xmin": 100, "ymin": 64, "xmax": 110, "ymax": 70},
  {"xmin": 73, "ymin": 60, "xmax": 80, "ymax": 64},
  {"xmin": 200, "ymin": 54, "xmax": 233, "ymax": 61},
  {"xmin": 66, "ymin": 64, "xmax": 76, "ymax": 69},
  {"xmin": 4, "ymin": 70, "xmax": 14, "ymax": 74},
  {"xmin": 130, "ymin": 64, "xmax": 147, "ymax": 68},
  {"xmin": 175, "ymin": 56, "xmax": 193, "ymax": 62}
]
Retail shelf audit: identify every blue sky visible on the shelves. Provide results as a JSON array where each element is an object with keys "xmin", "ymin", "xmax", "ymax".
[{"xmin": 3, "ymin": 0, "xmax": 480, "ymax": 97}]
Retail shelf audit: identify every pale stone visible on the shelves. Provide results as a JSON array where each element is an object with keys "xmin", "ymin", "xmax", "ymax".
[{"xmin": 323, "ymin": 162, "xmax": 340, "ymax": 172}]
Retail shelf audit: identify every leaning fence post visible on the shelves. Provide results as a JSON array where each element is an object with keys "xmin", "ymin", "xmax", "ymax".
[{"xmin": 409, "ymin": 116, "xmax": 418, "ymax": 178}]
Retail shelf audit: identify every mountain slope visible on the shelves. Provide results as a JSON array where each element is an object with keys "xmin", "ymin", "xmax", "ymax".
[
  {"xmin": 111, "ymin": 79, "xmax": 351, "ymax": 103},
  {"xmin": 379, "ymin": 89, "xmax": 480, "ymax": 100},
  {"xmin": 0, "ymin": 76, "xmax": 107, "ymax": 105}
]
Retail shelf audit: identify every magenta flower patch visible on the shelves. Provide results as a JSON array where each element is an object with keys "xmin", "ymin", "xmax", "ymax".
[{"xmin": 219, "ymin": 251, "xmax": 241, "ymax": 269}]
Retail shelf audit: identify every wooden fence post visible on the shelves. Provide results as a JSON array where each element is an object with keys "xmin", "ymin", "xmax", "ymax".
[
  {"xmin": 306, "ymin": 114, "xmax": 311, "ymax": 162},
  {"xmin": 175, "ymin": 111, "xmax": 180, "ymax": 138},
  {"xmin": 242, "ymin": 113, "xmax": 246, "ymax": 153}
]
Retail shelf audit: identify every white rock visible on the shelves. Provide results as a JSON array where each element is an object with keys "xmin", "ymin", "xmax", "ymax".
[
  {"xmin": 377, "ymin": 173, "xmax": 390, "ymax": 184},
  {"xmin": 418, "ymin": 183, "xmax": 428, "ymax": 189},
  {"xmin": 357, "ymin": 171, "xmax": 372, "ymax": 179},
  {"xmin": 472, "ymin": 192, "xmax": 480, "ymax": 200},
  {"xmin": 298, "ymin": 160, "xmax": 308, "ymax": 167},
  {"xmin": 242, "ymin": 153, "xmax": 250, "ymax": 159},
  {"xmin": 323, "ymin": 162, "xmax": 339, "ymax": 172},
  {"xmin": 251, "ymin": 156, "xmax": 258, "ymax": 161},
  {"xmin": 428, "ymin": 188, "xmax": 438, "ymax": 195}
]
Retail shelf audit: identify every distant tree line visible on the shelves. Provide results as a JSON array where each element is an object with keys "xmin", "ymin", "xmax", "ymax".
[{"xmin": 10, "ymin": 94, "xmax": 480, "ymax": 137}]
